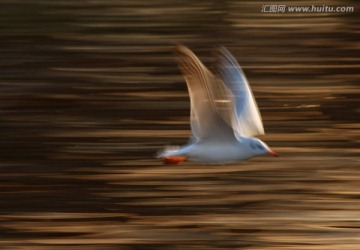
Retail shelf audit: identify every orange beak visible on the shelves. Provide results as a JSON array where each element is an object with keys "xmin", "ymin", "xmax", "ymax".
[{"xmin": 268, "ymin": 150, "xmax": 278, "ymax": 157}]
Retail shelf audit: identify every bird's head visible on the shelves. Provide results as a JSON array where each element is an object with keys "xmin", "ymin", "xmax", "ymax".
[{"xmin": 247, "ymin": 138, "xmax": 278, "ymax": 157}]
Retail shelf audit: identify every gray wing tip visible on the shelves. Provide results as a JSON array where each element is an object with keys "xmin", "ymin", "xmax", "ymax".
[{"xmin": 217, "ymin": 46, "xmax": 243, "ymax": 69}]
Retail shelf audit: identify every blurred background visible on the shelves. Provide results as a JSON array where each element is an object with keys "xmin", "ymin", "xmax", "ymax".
[{"xmin": 0, "ymin": 0, "xmax": 359, "ymax": 249}]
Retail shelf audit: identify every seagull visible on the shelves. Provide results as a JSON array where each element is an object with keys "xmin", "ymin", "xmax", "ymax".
[{"xmin": 157, "ymin": 45, "xmax": 278, "ymax": 164}]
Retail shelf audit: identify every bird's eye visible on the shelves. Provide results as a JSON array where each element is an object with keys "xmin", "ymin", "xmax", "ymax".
[
  {"xmin": 250, "ymin": 143, "xmax": 256, "ymax": 150},
  {"xmin": 256, "ymin": 145, "xmax": 263, "ymax": 150}
]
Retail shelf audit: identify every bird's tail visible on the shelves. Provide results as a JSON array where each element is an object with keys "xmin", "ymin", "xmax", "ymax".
[
  {"xmin": 156, "ymin": 145, "xmax": 181, "ymax": 158},
  {"xmin": 156, "ymin": 146, "xmax": 187, "ymax": 165}
]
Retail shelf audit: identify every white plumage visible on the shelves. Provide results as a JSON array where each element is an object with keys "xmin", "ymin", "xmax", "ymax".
[{"xmin": 157, "ymin": 46, "xmax": 277, "ymax": 164}]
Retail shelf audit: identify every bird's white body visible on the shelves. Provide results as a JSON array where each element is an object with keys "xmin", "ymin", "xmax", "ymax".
[
  {"xmin": 181, "ymin": 141, "xmax": 253, "ymax": 164},
  {"xmin": 158, "ymin": 46, "xmax": 277, "ymax": 164},
  {"xmin": 162, "ymin": 137, "xmax": 272, "ymax": 164}
]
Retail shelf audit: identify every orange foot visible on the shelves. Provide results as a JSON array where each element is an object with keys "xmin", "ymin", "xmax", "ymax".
[{"xmin": 162, "ymin": 156, "xmax": 187, "ymax": 165}]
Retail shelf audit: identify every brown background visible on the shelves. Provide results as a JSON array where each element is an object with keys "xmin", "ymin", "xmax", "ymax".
[{"xmin": 0, "ymin": 0, "xmax": 359, "ymax": 249}]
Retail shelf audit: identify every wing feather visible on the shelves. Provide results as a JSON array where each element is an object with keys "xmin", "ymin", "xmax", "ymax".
[
  {"xmin": 174, "ymin": 46, "xmax": 235, "ymax": 142},
  {"xmin": 217, "ymin": 47, "xmax": 265, "ymax": 137}
]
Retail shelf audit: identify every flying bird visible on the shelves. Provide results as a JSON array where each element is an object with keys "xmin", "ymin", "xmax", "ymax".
[{"xmin": 157, "ymin": 45, "xmax": 277, "ymax": 164}]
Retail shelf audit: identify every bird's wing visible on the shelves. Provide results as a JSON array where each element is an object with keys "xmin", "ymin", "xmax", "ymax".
[
  {"xmin": 217, "ymin": 47, "xmax": 265, "ymax": 137},
  {"xmin": 174, "ymin": 45, "xmax": 235, "ymax": 142}
]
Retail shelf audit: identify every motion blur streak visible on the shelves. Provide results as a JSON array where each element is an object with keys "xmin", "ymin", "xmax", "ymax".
[{"xmin": 0, "ymin": 0, "xmax": 359, "ymax": 249}]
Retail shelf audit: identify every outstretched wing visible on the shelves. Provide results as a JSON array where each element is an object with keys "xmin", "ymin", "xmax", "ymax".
[
  {"xmin": 174, "ymin": 45, "xmax": 235, "ymax": 142},
  {"xmin": 217, "ymin": 47, "xmax": 265, "ymax": 137}
]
